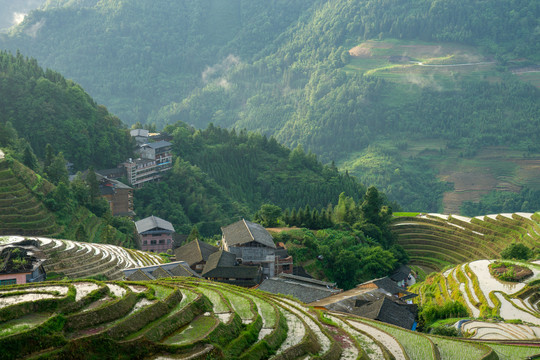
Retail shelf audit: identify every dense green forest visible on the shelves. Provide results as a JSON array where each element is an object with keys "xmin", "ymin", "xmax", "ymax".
[
  {"xmin": 1, "ymin": 0, "xmax": 539, "ymax": 212},
  {"xmin": 461, "ymin": 188, "xmax": 540, "ymax": 216},
  {"xmin": 0, "ymin": 50, "xmax": 132, "ymax": 169},
  {"xmin": 271, "ymin": 187, "xmax": 409, "ymax": 289},
  {"xmin": 134, "ymin": 122, "xmax": 366, "ymax": 236}
]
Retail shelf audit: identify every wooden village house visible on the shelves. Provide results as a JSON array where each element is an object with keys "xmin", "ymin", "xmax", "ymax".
[{"xmin": 135, "ymin": 215, "xmax": 175, "ymax": 253}]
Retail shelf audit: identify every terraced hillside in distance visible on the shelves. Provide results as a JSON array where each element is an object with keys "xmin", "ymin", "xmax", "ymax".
[
  {"xmin": 411, "ymin": 259, "xmax": 540, "ymax": 343},
  {"xmin": 393, "ymin": 212, "xmax": 540, "ymax": 274},
  {"xmin": 1, "ymin": 277, "xmax": 538, "ymax": 360},
  {"xmin": 0, "ymin": 236, "xmax": 162, "ymax": 280},
  {"xmin": 345, "ymin": 39, "xmax": 499, "ymax": 90},
  {"xmin": 0, "ymin": 157, "xmax": 59, "ymax": 237}
]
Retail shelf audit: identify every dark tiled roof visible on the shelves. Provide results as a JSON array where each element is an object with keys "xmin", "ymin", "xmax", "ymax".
[
  {"xmin": 95, "ymin": 167, "xmax": 126, "ymax": 179},
  {"xmin": 390, "ymin": 265, "xmax": 411, "ymax": 282},
  {"xmin": 135, "ymin": 215, "xmax": 174, "ymax": 234},
  {"xmin": 174, "ymin": 240, "xmax": 218, "ymax": 267},
  {"xmin": 152, "ymin": 266, "xmax": 172, "ymax": 279},
  {"xmin": 221, "ymin": 219, "xmax": 276, "ymax": 249},
  {"xmin": 201, "ymin": 249, "xmax": 260, "ymax": 282},
  {"xmin": 203, "ymin": 265, "xmax": 261, "ymax": 280},
  {"xmin": 168, "ymin": 264, "xmax": 195, "ymax": 277},
  {"xmin": 278, "ymin": 273, "xmax": 337, "ymax": 288},
  {"xmin": 360, "ymin": 277, "xmax": 416, "ymax": 299},
  {"xmin": 127, "ymin": 269, "xmax": 153, "ymax": 281},
  {"xmin": 201, "ymin": 250, "xmax": 237, "ymax": 275},
  {"xmin": 355, "ymin": 296, "xmax": 417, "ymax": 329},
  {"xmin": 293, "ymin": 266, "xmax": 313, "ymax": 278},
  {"xmin": 142, "ymin": 140, "xmax": 172, "ymax": 149},
  {"xmin": 122, "ymin": 261, "xmax": 200, "ymax": 280},
  {"xmin": 258, "ymin": 277, "xmax": 340, "ymax": 303}
]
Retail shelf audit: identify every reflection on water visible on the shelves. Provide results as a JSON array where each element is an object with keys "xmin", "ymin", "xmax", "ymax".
[{"xmin": 469, "ymin": 260, "xmax": 528, "ymax": 307}]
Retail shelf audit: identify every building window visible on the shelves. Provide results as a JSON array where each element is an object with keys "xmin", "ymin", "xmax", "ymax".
[
  {"xmin": 143, "ymin": 240, "xmax": 148, "ymax": 245},
  {"xmin": 151, "ymin": 240, "xmax": 157, "ymax": 245},
  {"xmin": 167, "ymin": 239, "xmax": 171, "ymax": 244},
  {"xmin": 0, "ymin": 279, "xmax": 16, "ymax": 286},
  {"xmin": 159, "ymin": 239, "xmax": 165, "ymax": 244},
  {"xmin": 283, "ymin": 264, "xmax": 290, "ymax": 271}
]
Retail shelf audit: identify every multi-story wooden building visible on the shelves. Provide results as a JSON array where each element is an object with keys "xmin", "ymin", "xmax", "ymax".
[
  {"xmin": 135, "ymin": 216, "xmax": 175, "ymax": 253},
  {"xmin": 96, "ymin": 174, "xmax": 134, "ymax": 217},
  {"xmin": 221, "ymin": 219, "xmax": 284, "ymax": 278},
  {"xmin": 124, "ymin": 141, "xmax": 173, "ymax": 187}
]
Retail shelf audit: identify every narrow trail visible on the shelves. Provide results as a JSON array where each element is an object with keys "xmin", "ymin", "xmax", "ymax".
[{"xmin": 411, "ymin": 61, "xmax": 494, "ymax": 67}]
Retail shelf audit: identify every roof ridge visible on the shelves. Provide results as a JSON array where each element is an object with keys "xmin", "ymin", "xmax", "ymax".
[{"xmin": 243, "ymin": 219, "xmax": 255, "ymax": 242}]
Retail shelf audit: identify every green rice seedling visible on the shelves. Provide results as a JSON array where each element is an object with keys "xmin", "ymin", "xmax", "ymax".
[
  {"xmin": 364, "ymin": 319, "xmax": 436, "ymax": 359},
  {"xmin": 427, "ymin": 335, "xmax": 486, "ymax": 360},
  {"xmin": 489, "ymin": 343, "xmax": 540, "ymax": 360}
]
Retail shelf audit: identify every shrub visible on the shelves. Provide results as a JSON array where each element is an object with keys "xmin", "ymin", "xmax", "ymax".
[
  {"xmin": 429, "ymin": 325, "xmax": 459, "ymax": 337},
  {"xmin": 419, "ymin": 301, "xmax": 468, "ymax": 327},
  {"xmin": 501, "ymin": 242, "xmax": 532, "ymax": 260}
]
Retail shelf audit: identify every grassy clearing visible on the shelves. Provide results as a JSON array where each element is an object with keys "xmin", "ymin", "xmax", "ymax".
[
  {"xmin": 344, "ymin": 39, "xmax": 498, "ymax": 90},
  {"xmin": 516, "ymin": 71, "xmax": 540, "ymax": 88},
  {"xmin": 394, "ymin": 212, "xmax": 421, "ymax": 217}
]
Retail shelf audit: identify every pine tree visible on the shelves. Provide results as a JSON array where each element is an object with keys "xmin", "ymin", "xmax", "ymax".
[
  {"xmin": 87, "ymin": 166, "xmax": 100, "ymax": 203},
  {"xmin": 187, "ymin": 226, "xmax": 200, "ymax": 242},
  {"xmin": 22, "ymin": 143, "xmax": 38, "ymax": 171}
]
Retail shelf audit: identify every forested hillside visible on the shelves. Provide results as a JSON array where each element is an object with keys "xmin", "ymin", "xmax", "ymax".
[
  {"xmin": 0, "ymin": 155, "xmax": 137, "ymax": 248},
  {"xmin": 0, "ymin": 51, "xmax": 132, "ymax": 169},
  {"xmin": 1, "ymin": 0, "xmax": 539, "ymax": 213},
  {"xmin": 1, "ymin": 0, "xmax": 313, "ymax": 124},
  {"xmin": 135, "ymin": 122, "xmax": 366, "ymax": 236}
]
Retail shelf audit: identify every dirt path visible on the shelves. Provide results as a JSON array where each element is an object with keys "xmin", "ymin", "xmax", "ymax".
[{"xmin": 411, "ymin": 61, "xmax": 494, "ymax": 67}]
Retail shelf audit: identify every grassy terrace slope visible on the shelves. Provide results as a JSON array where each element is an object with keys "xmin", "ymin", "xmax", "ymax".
[
  {"xmin": 0, "ymin": 277, "xmax": 537, "ymax": 360},
  {"xmin": 0, "ymin": 236, "xmax": 162, "ymax": 280},
  {"xmin": 411, "ymin": 259, "xmax": 540, "ymax": 342},
  {"xmin": 0, "ymin": 156, "xmax": 133, "ymax": 247},
  {"xmin": 393, "ymin": 212, "xmax": 540, "ymax": 273},
  {"xmin": 0, "ymin": 158, "xmax": 59, "ymax": 236}
]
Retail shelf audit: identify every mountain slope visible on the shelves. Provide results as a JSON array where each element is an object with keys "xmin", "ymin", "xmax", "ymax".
[
  {"xmin": 0, "ymin": 154, "xmax": 135, "ymax": 247},
  {"xmin": 1, "ymin": 0, "xmax": 539, "ymax": 212},
  {"xmin": 1, "ymin": 0, "xmax": 314, "ymax": 124},
  {"xmin": 0, "ymin": 50, "xmax": 132, "ymax": 169},
  {"xmin": 134, "ymin": 122, "xmax": 366, "ymax": 236}
]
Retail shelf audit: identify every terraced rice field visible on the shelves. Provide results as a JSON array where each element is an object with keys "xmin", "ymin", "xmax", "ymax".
[
  {"xmin": 412, "ymin": 258, "xmax": 540, "ymax": 341},
  {"xmin": 0, "ymin": 277, "xmax": 537, "ymax": 359},
  {"xmin": 393, "ymin": 212, "xmax": 540, "ymax": 273},
  {"xmin": 1, "ymin": 236, "xmax": 162, "ymax": 280},
  {"xmin": 0, "ymin": 161, "xmax": 59, "ymax": 236}
]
